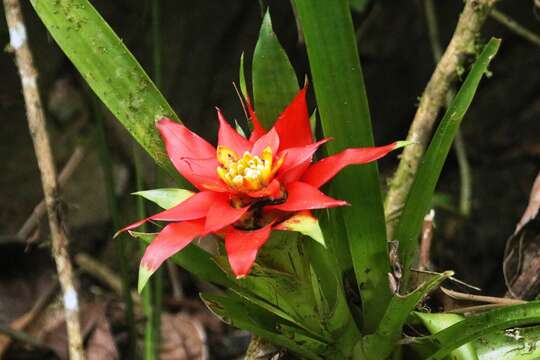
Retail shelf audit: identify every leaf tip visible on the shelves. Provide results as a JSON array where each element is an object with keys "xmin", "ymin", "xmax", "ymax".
[
  {"xmin": 395, "ymin": 140, "xmax": 416, "ymax": 149},
  {"xmin": 137, "ymin": 264, "xmax": 154, "ymax": 293}
]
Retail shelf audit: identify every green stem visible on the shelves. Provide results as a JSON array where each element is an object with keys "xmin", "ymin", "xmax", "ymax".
[
  {"xmin": 94, "ymin": 99, "xmax": 136, "ymax": 359},
  {"xmin": 134, "ymin": 144, "xmax": 158, "ymax": 359}
]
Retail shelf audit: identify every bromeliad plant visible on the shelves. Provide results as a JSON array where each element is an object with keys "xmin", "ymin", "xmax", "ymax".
[
  {"xmin": 117, "ymin": 88, "xmax": 408, "ymax": 290},
  {"xmin": 30, "ymin": 0, "xmax": 540, "ymax": 359}
]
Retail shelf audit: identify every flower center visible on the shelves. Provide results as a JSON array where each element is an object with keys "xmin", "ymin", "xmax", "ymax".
[{"xmin": 216, "ymin": 145, "xmax": 283, "ymax": 192}]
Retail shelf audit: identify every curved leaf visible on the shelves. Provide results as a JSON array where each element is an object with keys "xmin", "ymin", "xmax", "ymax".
[
  {"xmin": 30, "ymin": 0, "xmax": 179, "ymax": 174},
  {"xmin": 475, "ymin": 325, "xmax": 540, "ymax": 360},
  {"xmin": 426, "ymin": 301, "xmax": 540, "ymax": 359},
  {"xmin": 292, "ymin": 0, "xmax": 388, "ymax": 333},
  {"xmin": 415, "ymin": 312, "xmax": 478, "ymax": 360},
  {"xmin": 132, "ymin": 188, "xmax": 194, "ymax": 209},
  {"xmin": 395, "ymin": 38, "xmax": 501, "ymax": 286}
]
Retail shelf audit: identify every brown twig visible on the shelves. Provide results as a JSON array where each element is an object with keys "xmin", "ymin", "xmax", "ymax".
[
  {"xmin": 441, "ymin": 287, "xmax": 526, "ymax": 305},
  {"xmin": 17, "ymin": 145, "xmax": 86, "ymax": 241},
  {"xmin": 0, "ymin": 282, "xmax": 58, "ymax": 355},
  {"xmin": 490, "ymin": 9, "xmax": 540, "ymax": 48},
  {"xmin": 447, "ymin": 303, "xmax": 516, "ymax": 314},
  {"xmin": 384, "ymin": 0, "xmax": 496, "ymax": 239},
  {"xmin": 0, "ymin": 324, "xmax": 45, "ymax": 350},
  {"xmin": 2, "ymin": 1, "xmax": 85, "ymax": 359},
  {"xmin": 425, "ymin": 0, "xmax": 473, "ymax": 218}
]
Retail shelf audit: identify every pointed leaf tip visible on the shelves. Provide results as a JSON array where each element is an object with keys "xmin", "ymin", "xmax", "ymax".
[
  {"xmin": 394, "ymin": 140, "xmax": 416, "ymax": 149},
  {"xmin": 132, "ymin": 188, "xmax": 194, "ymax": 209},
  {"xmin": 138, "ymin": 264, "xmax": 154, "ymax": 293},
  {"xmin": 275, "ymin": 211, "xmax": 326, "ymax": 246}
]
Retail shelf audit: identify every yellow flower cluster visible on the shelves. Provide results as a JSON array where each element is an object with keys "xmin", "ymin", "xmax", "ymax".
[{"xmin": 217, "ymin": 145, "xmax": 283, "ymax": 192}]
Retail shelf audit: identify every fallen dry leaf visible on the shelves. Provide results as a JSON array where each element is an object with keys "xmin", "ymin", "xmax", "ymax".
[
  {"xmin": 160, "ymin": 312, "xmax": 208, "ymax": 360},
  {"xmin": 87, "ymin": 312, "xmax": 118, "ymax": 360},
  {"xmin": 26, "ymin": 301, "xmax": 105, "ymax": 360},
  {"xmin": 516, "ymin": 171, "xmax": 540, "ymax": 233},
  {"xmin": 504, "ymin": 171, "xmax": 540, "ymax": 299}
]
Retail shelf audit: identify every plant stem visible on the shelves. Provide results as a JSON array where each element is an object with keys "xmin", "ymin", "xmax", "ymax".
[
  {"xmin": 2, "ymin": 0, "xmax": 85, "ymax": 358},
  {"xmin": 18, "ymin": 145, "xmax": 86, "ymax": 240},
  {"xmin": 94, "ymin": 100, "xmax": 137, "ymax": 359},
  {"xmin": 134, "ymin": 143, "xmax": 158, "ymax": 359},
  {"xmin": 385, "ymin": 0, "xmax": 496, "ymax": 239}
]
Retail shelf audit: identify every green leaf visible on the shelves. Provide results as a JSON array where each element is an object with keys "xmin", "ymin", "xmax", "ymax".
[
  {"xmin": 30, "ymin": 0, "xmax": 178, "ymax": 175},
  {"xmin": 214, "ymin": 232, "xmax": 326, "ymax": 337},
  {"xmin": 292, "ymin": 0, "xmax": 389, "ymax": 332},
  {"xmin": 425, "ymin": 301, "xmax": 540, "ymax": 359},
  {"xmin": 303, "ymin": 238, "xmax": 360, "ymax": 350},
  {"xmin": 132, "ymin": 188, "xmax": 194, "ymax": 209},
  {"xmin": 131, "ymin": 231, "xmax": 232, "ymax": 287},
  {"xmin": 275, "ymin": 211, "xmax": 325, "ymax": 246},
  {"xmin": 354, "ymin": 271, "xmax": 453, "ymax": 359},
  {"xmin": 394, "ymin": 38, "xmax": 501, "ymax": 286},
  {"xmin": 475, "ymin": 325, "xmax": 540, "ymax": 360},
  {"xmin": 252, "ymin": 10, "xmax": 299, "ymax": 127},
  {"xmin": 137, "ymin": 263, "xmax": 153, "ymax": 294},
  {"xmin": 415, "ymin": 312, "xmax": 478, "ymax": 360},
  {"xmin": 239, "ymin": 52, "xmax": 248, "ymax": 102},
  {"xmin": 201, "ymin": 292, "xmax": 326, "ymax": 360}
]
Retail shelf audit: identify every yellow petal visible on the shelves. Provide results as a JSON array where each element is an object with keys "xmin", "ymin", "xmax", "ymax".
[{"xmin": 217, "ymin": 145, "xmax": 239, "ymax": 167}]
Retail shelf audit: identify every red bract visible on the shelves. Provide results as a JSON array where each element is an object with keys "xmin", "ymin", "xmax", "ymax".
[{"xmin": 119, "ymin": 87, "xmax": 408, "ymax": 291}]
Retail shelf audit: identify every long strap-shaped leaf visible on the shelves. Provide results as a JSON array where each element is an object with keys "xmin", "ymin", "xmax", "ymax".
[
  {"xmin": 292, "ymin": 0, "xmax": 389, "ymax": 332},
  {"xmin": 394, "ymin": 38, "xmax": 501, "ymax": 286},
  {"xmin": 425, "ymin": 301, "xmax": 540, "ymax": 359},
  {"xmin": 30, "ymin": 0, "xmax": 178, "ymax": 175}
]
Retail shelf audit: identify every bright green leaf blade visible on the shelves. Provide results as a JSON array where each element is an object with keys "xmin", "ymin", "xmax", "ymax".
[
  {"xmin": 252, "ymin": 10, "xmax": 299, "ymax": 127},
  {"xmin": 475, "ymin": 325, "xmax": 540, "ymax": 360},
  {"xmin": 275, "ymin": 212, "xmax": 325, "ymax": 246},
  {"xmin": 395, "ymin": 38, "xmax": 501, "ymax": 284},
  {"xmin": 215, "ymin": 232, "xmax": 326, "ymax": 336},
  {"xmin": 415, "ymin": 312, "xmax": 478, "ymax": 360},
  {"xmin": 292, "ymin": 0, "xmax": 389, "ymax": 332},
  {"xmin": 132, "ymin": 188, "xmax": 194, "ymax": 209},
  {"xmin": 131, "ymin": 231, "xmax": 232, "ymax": 287},
  {"xmin": 30, "ymin": 0, "xmax": 179, "ymax": 175},
  {"xmin": 425, "ymin": 301, "xmax": 540, "ymax": 360}
]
